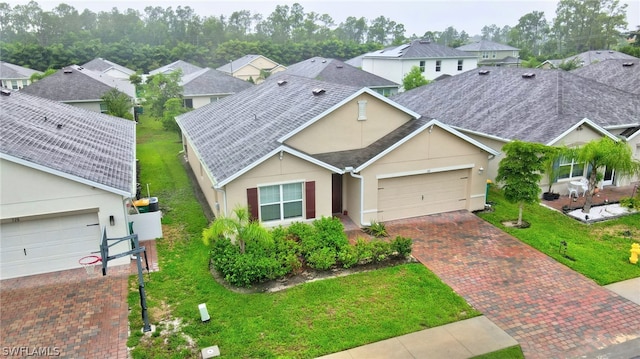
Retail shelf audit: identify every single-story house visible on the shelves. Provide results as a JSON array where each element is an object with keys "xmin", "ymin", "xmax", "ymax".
[
  {"xmin": 0, "ymin": 61, "xmax": 42, "ymax": 90},
  {"xmin": 456, "ymin": 40, "xmax": 521, "ymax": 67},
  {"xmin": 0, "ymin": 90, "xmax": 137, "ymax": 279},
  {"xmin": 177, "ymin": 75, "xmax": 497, "ymax": 227},
  {"xmin": 181, "ymin": 67, "xmax": 253, "ymax": 109},
  {"xmin": 217, "ymin": 54, "xmax": 286, "ymax": 84},
  {"xmin": 20, "ymin": 65, "xmax": 135, "ymax": 114},
  {"xmin": 360, "ymin": 39, "xmax": 478, "ymax": 86},
  {"xmin": 391, "ymin": 67, "xmax": 640, "ymax": 194},
  {"xmin": 571, "ymin": 59, "xmax": 640, "ymax": 95},
  {"xmin": 82, "ymin": 58, "xmax": 136, "ymax": 80},
  {"xmin": 276, "ymin": 57, "xmax": 401, "ymax": 96}
]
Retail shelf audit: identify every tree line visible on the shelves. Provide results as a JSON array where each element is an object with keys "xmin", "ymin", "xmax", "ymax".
[{"xmin": 0, "ymin": 0, "xmax": 637, "ymax": 73}]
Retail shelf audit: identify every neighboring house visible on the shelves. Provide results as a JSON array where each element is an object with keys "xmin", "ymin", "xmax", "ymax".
[
  {"xmin": 0, "ymin": 90, "xmax": 136, "ymax": 279},
  {"xmin": 20, "ymin": 65, "xmax": 135, "ymax": 114},
  {"xmin": 540, "ymin": 50, "xmax": 637, "ymax": 69},
  {"xmin": 149, "ymin": 60, "xmax": 203, "ymax": 76},
  {"xmin": 216, "ymin": 54, "xmax": 286, "ymax": 84},
  {"xmin": 571, "ymin": 59, "xmax": 640, "ymax": 94},
  {"xmin": 456, "ymin": 40, "xmax": 520, "ymax": 67},
  {"xmin": 0, "ymin": 61, "xmax": 42, "ymax": 90},
  {"xmin": 176, "ymin": 74, "xmax": 497, "ymax": 228},
  {"xmin": 82, "ymin": 58, "xmax": 136, "ymax": 79},
  {"xmin": 392, "ymin": 67, "xmax": 640, "ymax": 194},
  {"xmin": 275, "ymin": 57, "xmax": 401, "ymax": 96},
  {"xmin": 180, "ymin": 67, "xmax": 253, "ymax": 109},
  {"xmin": 360, "ymin": 39, "xmax": 478, "ymax": 86}
]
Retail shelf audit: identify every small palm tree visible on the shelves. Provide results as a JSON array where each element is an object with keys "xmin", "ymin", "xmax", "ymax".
[{"xmin": 202, "ymin": 207, "xmax": 270, "ymax": 254}]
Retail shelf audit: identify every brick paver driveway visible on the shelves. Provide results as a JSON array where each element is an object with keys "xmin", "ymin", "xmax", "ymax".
[
  {"xmin": 1, "ymin": 265, "xmax": 130, "ymax": 358},
  {"xmin": 386, "ymin": 211, "xmax": 640, "ymax": 359}
]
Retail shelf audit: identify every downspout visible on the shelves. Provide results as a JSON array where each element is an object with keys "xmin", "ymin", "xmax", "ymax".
[{"xmin": 345, "ymin": 167, "xmax": 371, "ymax": 227}]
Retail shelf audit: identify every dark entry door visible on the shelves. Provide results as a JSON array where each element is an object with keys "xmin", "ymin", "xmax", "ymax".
[{"xmin": 332, "ymin": 173, "xmax": 342, "ymax": 214}]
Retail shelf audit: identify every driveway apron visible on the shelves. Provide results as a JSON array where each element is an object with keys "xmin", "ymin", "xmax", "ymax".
[{"xmin": 386, "ymin": 211, "xmax": 640, "ymax": 359}]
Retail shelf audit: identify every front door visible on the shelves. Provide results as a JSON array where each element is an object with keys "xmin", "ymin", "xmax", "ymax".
[
  {"xmin": 602, "ymin": 167, "xmax": 614, "ymax": 187},
  {"xmin": 331, "ymin": 173, "xmax": 342, "ymax": 214}
]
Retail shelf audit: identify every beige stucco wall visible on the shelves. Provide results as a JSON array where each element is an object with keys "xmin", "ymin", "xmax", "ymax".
[
  {"xmin": 285, "ymin": 93, "xmax": 413, "ymax": 154},
  {"xmin": 67, "ymin": 101, "xmax": 103, "ymax": 113},
  {"xmin": 352, "ymin": 125, "xmax": 490, "ymax": 226},
  {"xmin": 0, "ymin": 159, "xmax": 130, "ymax": 264},
  {"xmin": 182, "ymin": 137, "xmax": 219, "ymax": 219}
]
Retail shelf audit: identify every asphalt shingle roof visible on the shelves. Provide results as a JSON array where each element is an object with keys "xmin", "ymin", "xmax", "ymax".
[
  {"xmin": 391, "ymin": 67, "xmax": 639, "ymax": 144},
  {"xmin": 216, "ymin": 54, "xmax": 280, "ymax": 74},
  {"xmin": 0, "ymin": 61, "xmax": 41, "ymax": 79},
  {"xmin": 20, "ymin": 65, "xmax": 134, "ymax": 101},
  {"xmin": 149, "ymin": 60, "xmax": 203, "ymax": 76},
  {"xmin": 275, "ymin": 57, "xmax": 399, "ymax": 88},
  {"xmin": 565, "ymin": 50, "xmax": 637, "ymax": 66},
  {"xmin": 177, "ymin": 75, "xmax": 364, "ymax": 185},
  {"xmin": 571, "ymin": 59, "xmax": 640, "ymax": 94},
  {"xmin": 0, "ymin": 90, "xmax": 136, "ymax": 194},
  {"xmin": 181, "ymin": 68, "xmax": 253, "ymax": 96},
  {"xmin": 457, "ymin": 40, "xmax": 519, "ymax": 52},
  {"xmin": 81, "ymin": 58, "xmax": 135, "ymax": 76},
  {"xmin": 365, "ymin": 40, "xmax": 476, "ymax": 59}
]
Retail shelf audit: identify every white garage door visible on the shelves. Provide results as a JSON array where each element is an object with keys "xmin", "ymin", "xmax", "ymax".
[
  {"xmin": 0, "ymin": 212, "xmax": 101, "ymax": 279},
  {"xmin": 378, "ymin": 170, "xmax": 469, "ymax": 221}
]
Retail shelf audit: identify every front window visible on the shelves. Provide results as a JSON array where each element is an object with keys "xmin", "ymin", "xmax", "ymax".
[
  {"xmin": 435, "ymin": 60, "xmax": 441, "ymax": 72},
  {"xmin": 259, "ymin": 183, "xmax": 303, "ymax": 222},
  {"xmin": 11, "ymin": 80, "xmax": 18, "ymax": 89},
  {"xmin": 419, "ymin": 60, "xmax": 425, "ymax": 72},
  {"xmin": 482, "ymin": 52, "xmax": 489, "ymax": 59},
  {"xmin": 558, "ymin": 157, "xmax": 585, "ymax": 179},
  {"xmin": 183, "ymin": 98, "xmax": 193, "ymax": 108},
  {"xmin": 99, "ymin": 103, "xmax": 108, "ymax": 113},
  {"xmin": 457, "ymin": 59, "xmax": 463, "ymax": 71}
]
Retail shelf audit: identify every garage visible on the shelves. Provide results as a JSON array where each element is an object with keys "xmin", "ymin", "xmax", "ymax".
[
  {"xmin": 378, "ymin": 169, "xmax": 469, "ymax": 221},
  {"xmin": 0, "ymin": 211, "xmax": 101, "ymax": 279}
]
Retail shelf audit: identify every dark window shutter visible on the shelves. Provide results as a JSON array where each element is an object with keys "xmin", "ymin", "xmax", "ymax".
[
  {"xmin": 247, "ymin": 188, "xmax": 259, "ymax": 221},
  {"xmin": 305, "ymin": 181, "xmax": 316, "ymax": 219}
]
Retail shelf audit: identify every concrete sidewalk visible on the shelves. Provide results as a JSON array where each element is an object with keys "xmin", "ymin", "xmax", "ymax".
[{"xmin": 316, "ymin": 316, "xmax": 518, "ymax": 359}]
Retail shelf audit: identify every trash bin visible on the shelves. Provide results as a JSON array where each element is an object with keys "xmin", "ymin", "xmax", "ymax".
[
  {"xmin": 149, "ymin": 197, "xmax": 159, "ymax": 212},
  {"xmin": 133, "ymin": 198, "xmax": 149, "ymax": 213}
]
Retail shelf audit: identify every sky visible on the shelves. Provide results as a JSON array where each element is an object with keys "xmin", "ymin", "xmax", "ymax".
[{"xmin": 6, "ymin": 0, "xmax": 640, "ymax": 37}]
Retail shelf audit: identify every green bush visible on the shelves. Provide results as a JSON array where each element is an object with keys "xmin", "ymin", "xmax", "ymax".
[
  {"xmin": 355, "ymin": 238, "xmax": 374, "ymax": 264},
  {"xmin": 312, "ymin": 216, "xmax": 349, "ymax": 252},
  {"xmin": 307, "ymin": 247, "xmax": 337, "ymax": 270},
  {"xmin": 391, "ymin": 236, "xmax": 412, "ymax": 258},
  {"xmin": 620, "ymin": 196, "xmax": 640, "ymax": 210},
  {"xmin": 364, "ymin": 220, "xmax": 388, "ymax": 237},
  {"xmin": 371, "ymin": 240, "xmax": 392, "ymax": 262},
  {"xmin": 337, "ymin": 246, "xmax": 359, "ymax": 268}
]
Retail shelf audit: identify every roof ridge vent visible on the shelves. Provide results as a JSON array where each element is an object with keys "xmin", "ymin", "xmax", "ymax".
[
  {"xmin": 322, "ymin": 59, "xmax": 327, "ymax": 63},
  {"xmin": 310, "ymin": 59, "xmax": 315, "ymax": 62},
  {"xmin": 0, "ymin": 88, "xmax": 11, "ymax": 96},
  {"xmin": 336, "ymin": 64, "xmax": 343, "ymax": 69},
  {"xmin": 63, "ymin": 68, "xmax": 73, "ymax": 74},
  {"xmin": 608, "ymin": 50, "xmax": 614, "ymax": 53},
  {"xmin": 277, "ymin": 80, "xmax": 288, "ymax": 86},
  {"xmin": 596, "ymin": 51, "xmax": 601, "ymax": 54},
  {"xmin": 478, "ymin": 70, "xmax": 490, "ymax": 75},
  {"xmin": 419, "ymin": 40, "xmax": 430, "ymax": 44},
  {"xmin": 522, "ymin": 73, "xmax": 536, "ymax": 79},
  {"xmin": 312, "ymin": 88, "xmax": 326, "ymax": 96},
  {"xmin": 622, "ymin": 62, "xmax": 634, "ymax": 67}
]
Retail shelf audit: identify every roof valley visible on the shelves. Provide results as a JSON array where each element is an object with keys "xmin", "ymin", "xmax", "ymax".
[{"xmin": 557, "ymin": 71, "xmax": 563, "ymax": 116}]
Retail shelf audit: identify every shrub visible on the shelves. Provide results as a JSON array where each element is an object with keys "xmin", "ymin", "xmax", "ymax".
[
  {"xmin": 364, "ymin": 220, "xmax": 388, "ymax": 238},
  {"xmin": 354, "ymin": 238, "xmax": 374, "ymax": 264},
  {"xmin": 390, "ymin": 236, "xmax": 412, "ymax": 258},
  {"xmin": 620, "ymin": 196, "xmax": 640, "ymax": 210},
  {"xmin": 337, "ymin": 246, "xmax": 358, "ymax": 268},
  {"xmin": 307, "ymin": 247, "xmax": 337, "ymax": 270},
  {"xmin": 371, "ymin": 240, "xmax": 392, "ymax": 262},
  {"xmin": 312, "ymin": 216, "xmax": 349, "ymax": 252}
]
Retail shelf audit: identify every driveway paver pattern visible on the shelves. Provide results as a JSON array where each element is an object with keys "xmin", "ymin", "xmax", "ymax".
[{"xmin": 386, "ymin": 211, "xmax": 640, "ymax": 359}]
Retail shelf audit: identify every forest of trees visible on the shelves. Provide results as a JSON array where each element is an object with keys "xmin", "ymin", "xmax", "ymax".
[{"xmin": 0, "ymin": 0, "xmax": 637, "ymax": 73}]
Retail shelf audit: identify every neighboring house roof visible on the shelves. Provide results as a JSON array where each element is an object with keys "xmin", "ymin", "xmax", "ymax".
[
  {"xmin": 345, "ymin": 54, "xmax": 365, "ymax": 68},
  {"xmin": 149, "ymin": 60, "xmax": 203, "ymax": 76},
  {"xmin": 216, "ymin": 54, "xmax": 281, "ymax": 74},
  {"xmin": 176, "ymin": 75, "xmax": 420, "ymax": 187},
  {"xmin": 0, "ymin": 61, "xmax": 41, "ymax": 79},
  {"xmin": 456, "ymin": 40, "xmax": 519, "ymax": 52},
  {"xmin": 391, "ymin": 67, "xmax": 639, "ymax": 145},
  {"xmin": 20, "ymin": 65, "xmax": 135, "ymax": 102},
  {"xmin": 274, "ymin": 57, "xmax": 399, "ymax": 89},
  {"xmin": 81, "ymin": 58, "xmax": 135, "ymax": 77},
  {"xmin": 479, "ymin": 56, "xmax": 521, "ymax": 66},
  {"xmin": 180, "ymin": 68, "xmax": 253, "ymax": 97},
  {"xmin": 571, "ymin": 59, "xmax": 640, "ymax": 94},
  {"xmin": 0, "ymin": 90, "xmax": 136, "ymax": 196},
  {"xmin": 563, "ymin": 50, "xmax": 637, "ymax": 67},
  {"xmin": 364, "ymin": 39, "xmax": 476, "ymax": 59},
  {"xmin": 538, "ymin": 59, "xmax": 563, "ymax": 69}
]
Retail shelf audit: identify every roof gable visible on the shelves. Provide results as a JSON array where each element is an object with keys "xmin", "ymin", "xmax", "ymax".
[
  {"xmin": 571, "ymin": 59, "xmax": 640, "ymax": 94},
  {"xmin": 216, "ymin": 54, "xmax": 280, "ymax": 74},
  {"xmin": 365, "ymin": 40, "xmax": 476, "ymax": 59},
  {"xmin": 149, "ymin": 60, "xmax": 203, "ymax": 76},
  {"xmin": 391, "ymin": 67, "xmax": 639, "ymax": 144},
  {"xmin": 82, "ymin": 58, "xmax": 135, "ymax": 76},
  {"xmin": 0, "ymin": 61, "xmax": 42, "ymax": 79},
  {"xmin": 0, "ymin": 90, "xmax": 136, "ymax": 195},
  {"xmin": 181, "ymin": 68, "xmax": 253, "ymax": 96}
]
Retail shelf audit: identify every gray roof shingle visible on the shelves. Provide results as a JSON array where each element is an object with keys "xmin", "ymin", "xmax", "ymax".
[
  {"xmin": 0, "ymin": 61, "xmax": 42, "ymax": 80},
  {"xmin": 275, "ymin": 57, "xmax": 399, "ymax": 89},
  {"xmin": 571, "ymin": 59, "xmax": 640, "ymax": 94},
  {"xmin": 456, "ymin": 40, "xmax": 519, "ymax": 52},
  {"xmin": 216, "ymin": 54, "xmax": 281, "ymax": 74},
  {"xmin": 20, "ymin": 65, "xmax": 134, "ymax": 101},
  {"xmin": 81, "ymin": 58, "xmax": 135, "ymax": 76},
  {"xmin": 365, "ymin": 40, "xmax": 476, "ymax": 59},
  {"xmin": 181, "ymin": 68, "xmax": 253, "ymax": 96},
  {"xmin": 0, "ymin": 90, "xmax": 136, "ymax": 195},
  {"xmin": 149, "ymin": 60, "xmax": 203, "ymax": 76},
  {"xmin": 391, "ymin": 67, "xmax": 639, "ymax": 144},
  {"xmin": 565, "ymin": 50, "xmax": 637, "ymax": 67},
  {"xmin": 177, "ymin": 75, "xmax": 366, "ymax": 185}
]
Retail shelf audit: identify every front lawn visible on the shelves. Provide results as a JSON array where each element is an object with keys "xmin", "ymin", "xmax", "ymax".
[
  {"xmin": 478, "ymin": 186, "xmax": 640, "ymax": 285},
  {"xmin": 128, "ymin": 115, "xmax": 480, "ymax": 358}
]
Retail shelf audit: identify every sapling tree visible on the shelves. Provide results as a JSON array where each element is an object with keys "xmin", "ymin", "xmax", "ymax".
[
  {"xmin": 573, "ymin": 137, "xmax": 640, "ymax": 213},
  {"xmin": 496, "ymin": 140, "xmax": 553, "ymax": 227}
]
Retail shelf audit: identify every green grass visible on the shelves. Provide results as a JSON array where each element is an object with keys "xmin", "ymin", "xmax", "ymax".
[
  {"xmin": 471, "ymin": 345, "xmax": 524, "ymax": 359},
  {"xmin": 128, "ymin": 115, "xmax": 482, "ymax": 358},
  {"xmin": 478, "ymin": 186, "xmax": 640, "ymax": 285}
]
